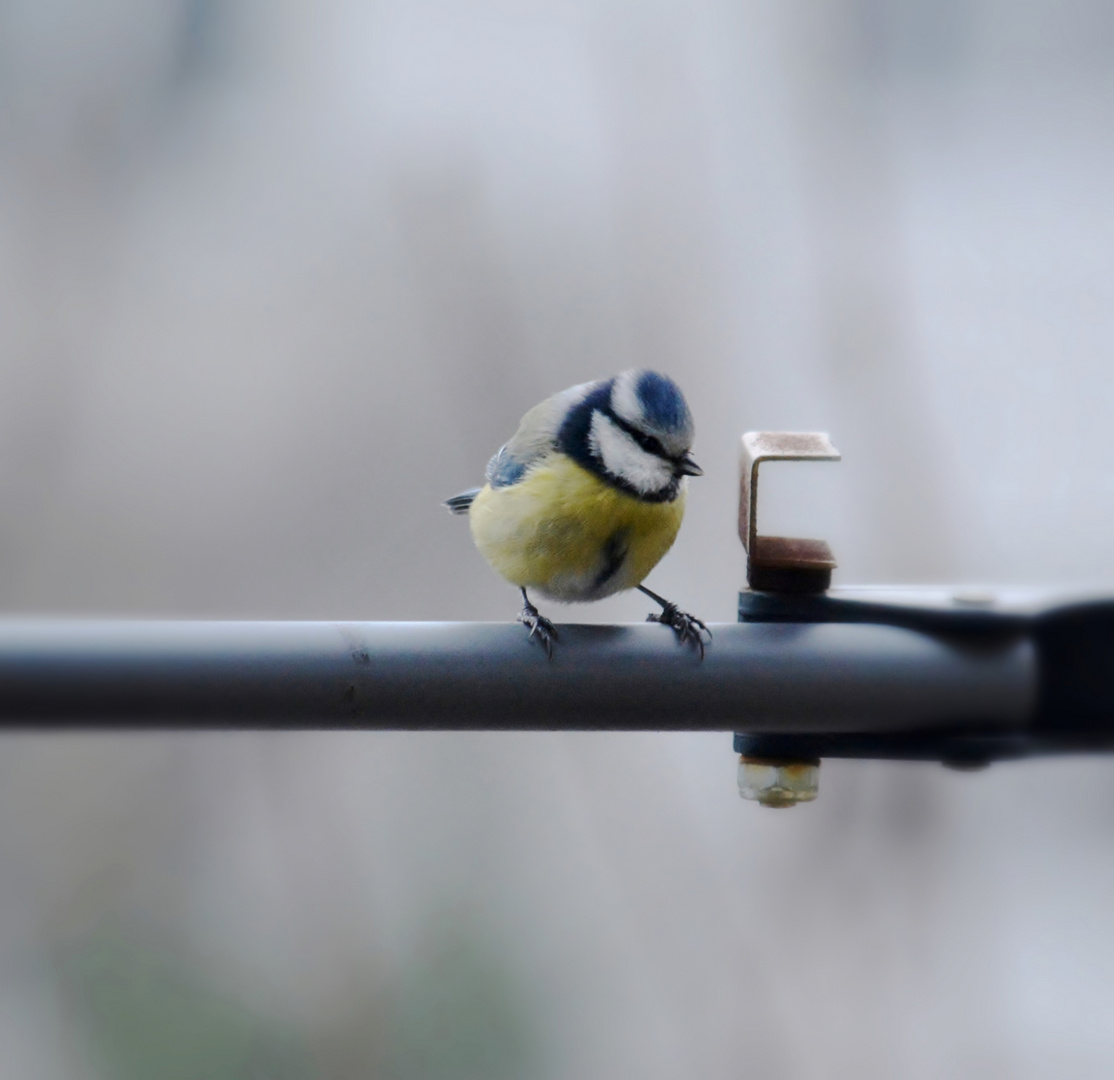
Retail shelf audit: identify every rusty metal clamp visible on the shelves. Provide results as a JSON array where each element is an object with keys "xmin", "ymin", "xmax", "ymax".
[{"xmin": 739, "ymin": 432, "xmax": 842, "ymax": 593}]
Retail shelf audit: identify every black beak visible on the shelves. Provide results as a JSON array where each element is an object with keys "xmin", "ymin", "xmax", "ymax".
[{"xmin": 676, "ymin": 453, "xmax": 703, "ymax": 477}]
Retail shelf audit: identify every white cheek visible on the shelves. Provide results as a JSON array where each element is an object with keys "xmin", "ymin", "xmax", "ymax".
[{"xmin": 589, "ymin": 412, "xmax": 672, "ymax": 494}]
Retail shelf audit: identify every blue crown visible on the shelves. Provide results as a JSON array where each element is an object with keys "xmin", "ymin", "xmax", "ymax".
[{"xmin": 635, "ymin": 371, "xmax": 690, "ymax": 433}]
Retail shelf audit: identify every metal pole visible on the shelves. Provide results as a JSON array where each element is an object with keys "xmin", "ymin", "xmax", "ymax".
[{"xmin": 0, "ymin": 619, "xmax": 1034, "ymax": 731}]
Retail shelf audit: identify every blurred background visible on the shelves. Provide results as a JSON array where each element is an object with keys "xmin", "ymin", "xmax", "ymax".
[{"xmin": 0, "ymin": 0, "xmax": 1112, "ymax": 1075}]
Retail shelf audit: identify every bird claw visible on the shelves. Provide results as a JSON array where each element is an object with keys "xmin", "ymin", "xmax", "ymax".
[
  {"xmin": 518, "ymin": 602, "xmax": 559, "ymax": 658},
  {"xmin": 647, "ymin": 603, "xmax": 712, "ymax": 659}
]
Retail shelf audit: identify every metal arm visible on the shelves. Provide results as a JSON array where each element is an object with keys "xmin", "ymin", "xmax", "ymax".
[
  {"xmin": 0, "ymin": 617, "xmax": 1034, "ymax": 732},
  {"xmin": 0, "ymin": 590, "xmax": 1108, "ymax": 762}
]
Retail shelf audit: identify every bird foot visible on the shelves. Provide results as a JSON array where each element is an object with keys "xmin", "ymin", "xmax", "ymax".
[
  {"xmin": 518, "ymin": 601, "xmax": 559, "ymax": 658},
  {"xmin": 647, "ymin": 603, "xmax": 711, "ymax": 659}
]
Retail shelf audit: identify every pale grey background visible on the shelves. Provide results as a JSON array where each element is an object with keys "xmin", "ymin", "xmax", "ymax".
[{"xmin": 0, "ymin": 0, "xmax": 1113, "ymax": 1076}]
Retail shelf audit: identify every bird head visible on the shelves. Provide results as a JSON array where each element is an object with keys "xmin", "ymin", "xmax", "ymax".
[{"xmin": 561, "ymin": 370, "xmax": 700, "ymax": 501}]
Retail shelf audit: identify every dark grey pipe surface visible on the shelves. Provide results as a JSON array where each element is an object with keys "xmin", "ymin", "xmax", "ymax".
[{"xmin": 0, "ymin": 620, "xmax": 1035, "ymax": 731}]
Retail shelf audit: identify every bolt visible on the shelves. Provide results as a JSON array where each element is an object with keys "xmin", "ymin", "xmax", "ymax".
[{"xmin": 737, "ymin": 756, "xmax": 820, "ymax": 808}]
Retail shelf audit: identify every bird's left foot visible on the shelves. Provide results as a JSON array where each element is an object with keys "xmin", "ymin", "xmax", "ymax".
[{"xmin": 639, "ymin": 586, "xmax": 711, "ymax": 659}]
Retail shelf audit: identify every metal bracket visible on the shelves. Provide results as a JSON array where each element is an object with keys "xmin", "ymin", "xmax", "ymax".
[{"xmin": 739, "ymin": 432, "xmax": 842, "ymax": 593}]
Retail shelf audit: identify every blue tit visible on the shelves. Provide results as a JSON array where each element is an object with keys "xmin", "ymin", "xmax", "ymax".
[{"xmin": 446, "ymin": 370, "xmax": 709, "ymax": 657}]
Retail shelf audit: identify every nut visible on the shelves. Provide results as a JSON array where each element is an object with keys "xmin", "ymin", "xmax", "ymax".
[{"xmin": 737, "ymin": 756, "xmax": 820, "ymax": 808}]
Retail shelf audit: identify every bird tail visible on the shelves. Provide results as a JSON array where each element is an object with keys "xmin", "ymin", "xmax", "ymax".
[{"xmin": 444, "ymin": 488, "xmax": 481, "ymax": 515}]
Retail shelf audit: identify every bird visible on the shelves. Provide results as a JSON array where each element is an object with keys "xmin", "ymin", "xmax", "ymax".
[{"xmin": 445, "ymin": 370, "xmax": 710, "ymax": 657}]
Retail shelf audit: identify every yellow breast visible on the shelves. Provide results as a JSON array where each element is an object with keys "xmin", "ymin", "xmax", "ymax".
[{"xmin": 468, "ymin": 454, "xmax": 686, "ymax": 602}]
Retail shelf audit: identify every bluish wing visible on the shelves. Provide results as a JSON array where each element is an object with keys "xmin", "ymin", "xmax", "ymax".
[
  {"xmin": 484, "ymin": 380, "xmax": 599, "ymax": 489},
  {"xmin": 485, "ymin": 445, "xmax": 530, "ymax": 488}
]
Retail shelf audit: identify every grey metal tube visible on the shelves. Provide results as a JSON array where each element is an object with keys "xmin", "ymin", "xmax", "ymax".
[{"xmin": 0, "ymin": 620, "xmax": 1035, "ymax": 730}]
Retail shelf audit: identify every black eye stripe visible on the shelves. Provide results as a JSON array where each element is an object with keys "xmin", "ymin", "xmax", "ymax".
[{"xmin": 606, "ymin": 410, "xmax": 669, "ymax": 460}]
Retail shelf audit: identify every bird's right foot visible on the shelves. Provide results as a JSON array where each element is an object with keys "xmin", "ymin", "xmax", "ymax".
[{"xmin": 517, "ymin": 590, "xmax": 558, "ymax": 658}]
